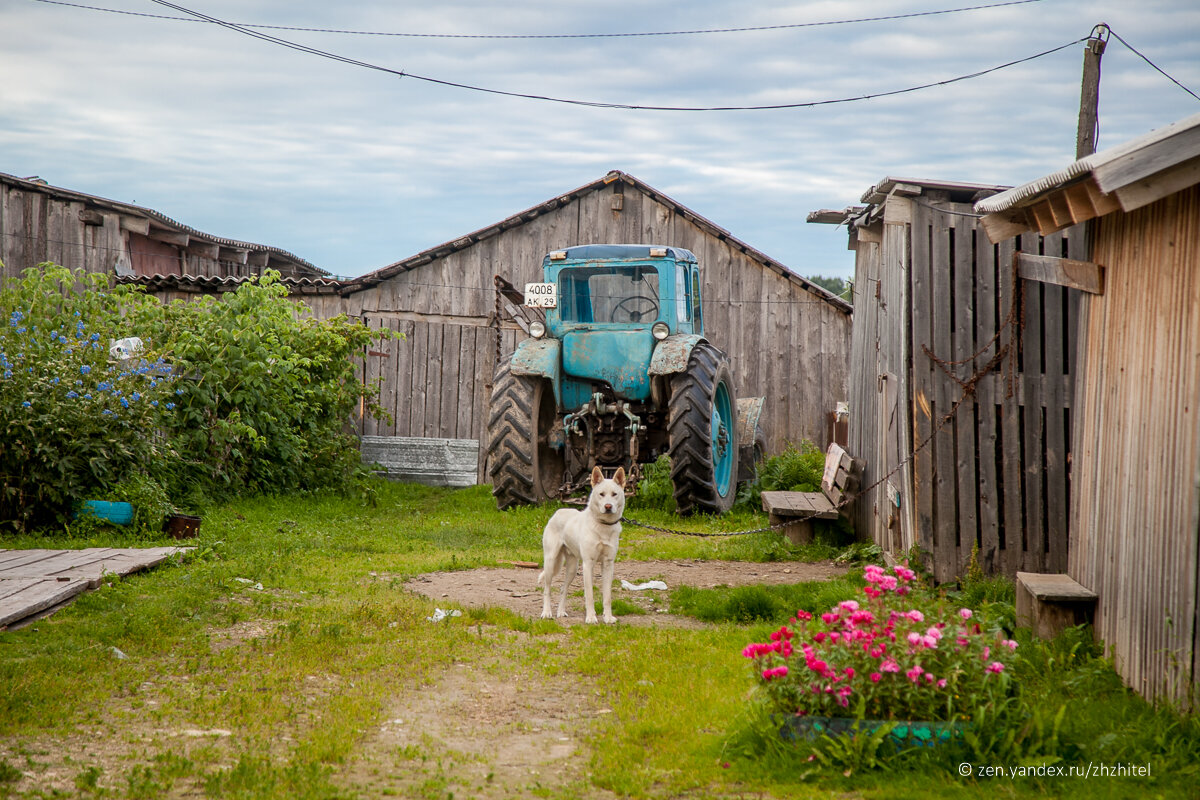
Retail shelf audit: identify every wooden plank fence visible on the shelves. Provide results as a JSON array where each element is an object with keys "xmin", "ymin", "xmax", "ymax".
[{"xmin": 850, "ymin": 187, "xmax": 1085, "ymax": 582}]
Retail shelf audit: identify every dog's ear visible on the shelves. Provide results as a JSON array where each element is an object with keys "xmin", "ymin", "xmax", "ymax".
[
  {"xmin": 591, "ymin": 466, "xmax": 604, "ymax": 486},
  {"xmin": 614, "ymin": 467, "xmax": 626, "ymax": 488}
]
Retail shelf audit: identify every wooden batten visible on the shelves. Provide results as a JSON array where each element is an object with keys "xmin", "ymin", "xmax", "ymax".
[
  {"xmin": 980, "ymin": 209, "xmax": 1034, "ymax": 244},
  {"xmin": 119, "ymin": 215, "xmax": 151, "ymax": 235},
  {"xmin": 247, "ymin": 251, "xmax": 270, "ymax": 267},
  {"xmin": 148, "ymin": 227, "xmax": 189, "ymax": 247},
  {"xmin": 78, "ymin": 208, "xmax": 104, "ymax": 226},
  {"xmin": 187, "ymin": 241, "xmax": 219, "ymax": 260},
  {"xmin": 1016, "ymin": 252, "xmax": 1104, "ymax": 294},
  {"xmin": 219, "ymin": 246, "xmax": 249, "ymax": 264}
]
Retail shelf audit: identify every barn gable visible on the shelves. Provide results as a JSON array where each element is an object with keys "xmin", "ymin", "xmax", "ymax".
[{"xmin": 338, "ymin": 170, "xmax": 852, "ymax": 458}]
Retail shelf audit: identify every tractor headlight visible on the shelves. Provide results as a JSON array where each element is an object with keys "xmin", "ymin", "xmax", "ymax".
[
  {"xmin": 529, "ymin": 321, "xmax": 546, "ymax": 339},
  {"xmin": 651, "ymin": 322, "xmax": 670, "ymax": 341}
]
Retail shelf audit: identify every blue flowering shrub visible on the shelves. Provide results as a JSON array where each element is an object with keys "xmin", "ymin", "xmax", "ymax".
[
  {"xmin": 2, "ymin": 264, "xmax": 391, "ymax": 533},
  {"xmin": 1, "ymin": 265, "xmax": 181, "ymax": 532}
]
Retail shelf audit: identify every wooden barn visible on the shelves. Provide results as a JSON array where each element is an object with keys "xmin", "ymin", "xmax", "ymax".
[
  {"xmin": 976, "ymin": 112, "xmax": 1200, "ymax": 706},
  {"xmin": 810, "ymin": 178, "xmax": 1087, "ymax": 583},
  {"xmin": 0, "ymin": 171, "xmax": 327, "ymax": 283},
  {"xmin": 324, "ymin": 171, "xmax": 853, "ymax": 462}
]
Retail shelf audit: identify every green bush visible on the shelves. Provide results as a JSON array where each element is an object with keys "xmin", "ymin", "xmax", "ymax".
[
  {"xmin": 0, "ymin": 265, "xmax": 181, "ymax": 532},
  {"xmin": 1, "ymin": 264, "xmax": 393, "ymax": 532},
  {"xmin": 134, "ymin": 272, "xmax": 390, "ymax": 501},
  {"xmin": 736, "ymin": 441, "xmax": 826, "ymax": 510}
]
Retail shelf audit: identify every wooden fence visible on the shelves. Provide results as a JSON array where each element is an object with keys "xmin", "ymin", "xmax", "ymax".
[{"xmin": 850, "ymin": 188, "xmax": 1086, "ymax": 582}]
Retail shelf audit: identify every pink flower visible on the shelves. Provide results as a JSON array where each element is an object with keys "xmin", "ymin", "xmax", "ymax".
[
  {"xmin": 925, "ymin": 673, "xmax": 936, "ymax": 684},
  {"xmin": 869, "ymin": 672, "xmax": 882, "ymax": 683},
  {"xmin": 925, "ymin": 626, "xmax": 943, "ymax": 640},
  {"xmin": 906, "ymin": 666, "xmax": 924, "ymax": 682},
  {"xmin": 878, "ymin": 575, "xmax": 898, "ymax": 591},
  {"xmin": 864, "ymin": 586, "xmax": 882, "ymax": 599},
  {"xmin": 936, "ymin": 679, "xmax": 947, "ymax": 689},
  {"xmin": 894, "ymin": 566, "xmax": 916, "ymax": 582},
  {"xmin": 959, "ymin": 608, "xmax": 973, "ymax": 620},
  {"xmin": 795, "ymin": 610, "xmax": 813, "ymax": 621},
  {"xmin": 838, "ymin": 600, "xmax": 860, "ymax": 612},
  {"xmin": 820, "ymin": 612, "xmax": 840, "ymax": 624},
  {"xmin": 987, "ymin": 661, "xmax": 1005, "ymax": 674},
  {"xmin": 881, "ymin": 659, "xmax": 900, "ymax": 673},
  {"xmin": 1001, "ymin": 639, "xmax": 1018, "ymax": 651},
  {"xmin": 907, "ymin": 610, "xmax": 925, "ymax": 623},
  {"xmin": 907, "ymin": 632, "xmax": 923, "ymax": 647},
  {"xmin": 921, "ymin": 635, "xmax": 939, "ymax": 649},
  {"xmin": 844, "ymin": 667, "xmax": 856, "ymax": 679}
]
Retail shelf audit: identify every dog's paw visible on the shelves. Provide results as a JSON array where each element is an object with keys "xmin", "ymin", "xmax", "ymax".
[
  {"xmin": 584, "ymin": 615, "xmax": 598, "ymax": 624},
  {"xmin": 602, "ymin": 614, "xmax": 617, "ymax": 624}
]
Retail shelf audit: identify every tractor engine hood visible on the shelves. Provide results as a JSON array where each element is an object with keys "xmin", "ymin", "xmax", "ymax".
[{"xmin": 561, "ymin": 329, "xmax": 655, "ymax": 402}]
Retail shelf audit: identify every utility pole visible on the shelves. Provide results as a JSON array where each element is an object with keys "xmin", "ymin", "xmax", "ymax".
[{"xmin": 1076, "ymin": 24, "xmax": 1109, "ymax": 160}]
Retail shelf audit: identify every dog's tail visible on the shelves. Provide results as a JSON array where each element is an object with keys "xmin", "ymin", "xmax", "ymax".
[{"xmin": 536, "ymin": 569, "xmax": 546, "ymax": 589}]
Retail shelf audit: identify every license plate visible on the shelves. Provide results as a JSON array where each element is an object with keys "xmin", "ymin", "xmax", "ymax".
[{"xmin": 524, "ymin": 282, "xmax": 557, "ymax": 308}]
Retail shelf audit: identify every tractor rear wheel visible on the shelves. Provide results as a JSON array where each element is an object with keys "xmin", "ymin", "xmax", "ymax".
[
  {"xmin": 667, "ymin": 343, "xmax": 738, "ymax": 515},
  {"xmin": 486, "ymin": 359, "xmax": 564, "ymax": 509}
]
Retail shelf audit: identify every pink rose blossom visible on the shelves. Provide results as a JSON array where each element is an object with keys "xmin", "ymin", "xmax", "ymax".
[
  {"xmin": 906, "ymin": 666, "xmax": 924, "ymax": 682},
  {"xmin": 987, "ymin": 661, "xmax": 1005, "ymax": 674},
  {"xmin": 959, "ymin": 608, "xmax": 973, "ymax": 620},
  {"xmin": 869, "ymin": 672, "xmax": 882, "ymax": 683}
]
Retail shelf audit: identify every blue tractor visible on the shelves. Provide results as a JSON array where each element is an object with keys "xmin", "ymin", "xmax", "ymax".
[{"xmin": 487, "ymin": 244, "xmax": 765, "ymax": 514}]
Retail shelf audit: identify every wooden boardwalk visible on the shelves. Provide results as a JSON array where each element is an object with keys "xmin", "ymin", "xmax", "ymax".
[{"xmin": 0, "ymin": 547, "xmax": 190, "ymax": 629}]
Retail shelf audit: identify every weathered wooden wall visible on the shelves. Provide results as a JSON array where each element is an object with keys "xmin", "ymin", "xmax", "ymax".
[
  {"xmin": 1068, "ymin": 184, "xmax": 1200, "ymax": 706},
  {"xmin": 2, "ymin": 180, "xmax": 125, "ymax": 277},
  {"xmin": 0, "ymin": 176, "xmax": 321, "ymax": 283},
  {"xmin": 335, "ymin": 176, "xmax": 852, "ymax": 456},
  {"xmin": 849, "ymin": 187, "xmax": 1084, "ymax": 582}
]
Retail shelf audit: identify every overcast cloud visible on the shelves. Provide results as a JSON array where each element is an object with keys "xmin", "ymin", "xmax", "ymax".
[{"xmin": 3, "ymin": 0, "xmax": 1198, "ymax": 279}]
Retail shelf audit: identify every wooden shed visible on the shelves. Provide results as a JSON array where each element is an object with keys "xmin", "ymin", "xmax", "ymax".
[
  {"xmin": 976, "ymin": 112, "xmax": 1200, "ymax": 706},
  {"xmin": 811, "ymin": 178, "xmax": 1087, "ymax": 583},
  {"xmin": 0, "ymin": 172, "xmax": 326, "ymax": 283},
  {"xmin": 329, "ymin": 171, "xmax": 852, "ymax": 460}
]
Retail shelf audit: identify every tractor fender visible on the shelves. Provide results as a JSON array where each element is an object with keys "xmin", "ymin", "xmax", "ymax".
[
  {"xmin": 736, "ymin": 396, "xmax": 765, "ymax": 445},
  {"xmin": 509, "ymin": 338, "xmax": 562, "ymax": 405},
  {"xmin": 647, "ymin": 334, "xmax": 707, "ymax": 376},
  {"xmin": 736, "ymin": 396, "xmax": 767, "ymax": 482}
]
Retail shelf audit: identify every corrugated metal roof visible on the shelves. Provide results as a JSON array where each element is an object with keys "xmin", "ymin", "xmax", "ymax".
[
  {"xmin": 119, "ymin": 273, "xmax": 344, "ymax": 293},
  {"xmin": 975, "ymin": 112, "xmax": 1200, "ymax": 215}
]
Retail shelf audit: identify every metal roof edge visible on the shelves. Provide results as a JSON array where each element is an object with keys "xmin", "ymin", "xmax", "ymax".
[{"xmin": 975, "ymin": 112, "xmax": 1200, "ymax": 215}]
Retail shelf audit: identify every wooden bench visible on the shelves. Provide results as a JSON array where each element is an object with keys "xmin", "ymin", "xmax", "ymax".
[
  {"xmin": 761, "ymin": 443, "xmax": 859, "ymax": 545},
  {"xmin": 1015, "ymin": 572, "xmax": 1098, "ymax": 640}
]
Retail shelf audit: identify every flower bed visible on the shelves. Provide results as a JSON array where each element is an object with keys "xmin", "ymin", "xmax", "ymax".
[{"xmin": 743, "ymin": 564, "xmax": 1016, "ymax": 725}]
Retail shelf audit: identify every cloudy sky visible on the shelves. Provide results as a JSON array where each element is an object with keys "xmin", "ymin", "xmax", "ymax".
[{"xmin": 3, "ymin": 0, "xmax": 1198, "ymax": 280}]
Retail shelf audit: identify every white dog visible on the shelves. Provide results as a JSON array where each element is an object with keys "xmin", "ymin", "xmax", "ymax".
[{"xmin": 539, "ymin": 466, "xmax": 626, "ymax": 624}]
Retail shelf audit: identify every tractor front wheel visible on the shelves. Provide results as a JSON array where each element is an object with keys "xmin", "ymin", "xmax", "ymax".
[
  {"xmin": 667, "ymin": 343, "xmax": 738, "ymax": 515},
  {"xmin": 486, "ymin": 358, "xmax": 564, "ymax": 509}
]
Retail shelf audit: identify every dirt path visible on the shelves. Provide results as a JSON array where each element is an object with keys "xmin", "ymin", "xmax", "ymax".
[{"xmin": 405, "ymin": 558, "xmax": 848, "ymax": 627}]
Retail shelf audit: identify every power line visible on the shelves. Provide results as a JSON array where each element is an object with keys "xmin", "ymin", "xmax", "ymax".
[
  {"xmin": 142, "ymin": 0, "xmax": 1085, "ymax": 113},
  {"xmin": 1107, "ymin": 27, "xmax": 1200, "ymax": 103},
  {"xmin": 33, "ymin": 0, "xmax": 1047, "ymax": 39}
]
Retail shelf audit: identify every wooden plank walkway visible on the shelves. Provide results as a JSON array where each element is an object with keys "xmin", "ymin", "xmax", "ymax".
[{"xmin": 0, "ymin": 547, "xmax": 190, "ymax": 629}]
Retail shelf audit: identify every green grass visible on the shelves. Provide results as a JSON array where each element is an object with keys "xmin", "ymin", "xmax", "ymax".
[{"xmin": 1, "ymin": 479, "xmax": 1197, "ymax": 799}]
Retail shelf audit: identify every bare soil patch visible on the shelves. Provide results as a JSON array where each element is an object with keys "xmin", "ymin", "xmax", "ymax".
[{"xmin": 405, "ymin": 559, "xmax": 848, "ymax": 628}]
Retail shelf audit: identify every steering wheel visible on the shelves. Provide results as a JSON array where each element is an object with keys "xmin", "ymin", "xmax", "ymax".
[{"xmin": 610, "ymin": 296, "xmax": 660, "ymax": 323}]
